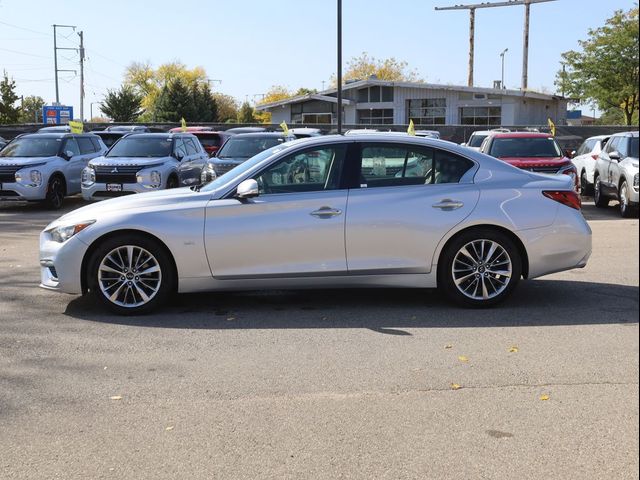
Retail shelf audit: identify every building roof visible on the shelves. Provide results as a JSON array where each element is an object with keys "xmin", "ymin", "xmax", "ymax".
[{"xmin": 256, "ymin": 78, "xmax": 565, "ymax": 111}]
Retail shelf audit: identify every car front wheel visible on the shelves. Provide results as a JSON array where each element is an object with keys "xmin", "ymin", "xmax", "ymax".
[
  {"xmin": 88, "ymin": 234, "xmax": 175, "ymax": 314},
  {"xmin": 593, "ymin": 176, "xmax": 609, "ymax": 208},
  {"xmin": 439, "ymin": 229, "xmax": 522, "ymax": 308}
]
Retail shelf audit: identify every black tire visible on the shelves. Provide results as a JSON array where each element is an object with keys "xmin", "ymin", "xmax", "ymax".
[
  {"xmin": 43, "ymin": 175, "xmax": 65, "ymax": 210},
  {"xmin": 593, "ymin": 175, "xmax": 609, "ymax": 208},
  {"xmin": 166, "ymin": 175, "xmax": 179, "ymax": 189},
  {"xmin": 87, "ymin": 233, "xmax": 176, "ymax": 315},
  {"xmin": 580, "ymin": 171, "xmax": 593, "ymax": 197},
  {"xmin": 619, "ymin": 180, "xmax": 637, "ymax": 218},
  {"xmin": 438, "ymin": 228, "xmax": 522, "ymax": 308}
]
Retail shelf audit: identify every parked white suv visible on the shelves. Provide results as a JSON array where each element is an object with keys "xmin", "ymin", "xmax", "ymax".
[
  {"xmin": 0, "ymin": 133, "xmax": 107, "ymax": 209},
  {"xmin": 461, "ymin": 129, "xmax": 510, "ymax": 151},
  {"xmin": 593, "ymin": 131, "xmax": 639, "ymax": 217},
  {"xmin": 571, "ymin": 134, "xmax": 610, "ymax": 196},
  {"xmin": 81, "ymin": 133, "xmax": 209, "ymax": 200}
]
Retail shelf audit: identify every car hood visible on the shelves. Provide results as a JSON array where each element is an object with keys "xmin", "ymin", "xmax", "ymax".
[
  {"xmin": 497, "ymin": 156, "xmax": 571, "ymax": 168},
  {"xmin": 0, "ymin": 156, "xmax": 57, "ymax": 167},
  {"xmin": 49, "ymin": 187, "xmax": 211, "ymax": 228},
  {"xmin": 89, "ymin": 156, "xmax": 171, "ymax": 168}
]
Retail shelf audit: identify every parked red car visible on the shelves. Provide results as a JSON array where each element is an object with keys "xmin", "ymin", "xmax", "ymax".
[
  {"xmin": 192, "ymin": 131, "xmax": 234, "ymax": 156},
  {"xmin": 480, "ymin": 132, "xmax": 579, "ymax": 191}
]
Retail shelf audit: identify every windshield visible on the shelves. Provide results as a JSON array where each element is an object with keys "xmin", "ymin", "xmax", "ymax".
[
  {"xmin": 217, "ymin": 136, "xmax": 284, "ymax": 159},
  {"xmin": 106, "ymin": 137, "xmax": 172, "ymax": 158},
  {"xmin": 0, "ymin": 137, "xmax": 61, "ymax": 158},
  {"xmin": 629, "ymin": 137, "xmax": 639, "ymax": 158},
  {"xmin": 489, "ymin": 137, "xmax": 562, "ymax": 158},
  {"xmin": 201, "ymin": 144, "xmax": 289, "ymax": 192},
  {"xmin": 468, "ymin": 134, "xmax": 487, "ymax": 147}
]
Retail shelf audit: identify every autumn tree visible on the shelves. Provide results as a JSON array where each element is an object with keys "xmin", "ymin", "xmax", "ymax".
[
  {"xmin": 100, "ymin": 85, "xmax": 144, "ymax": 122},
  {"xmin": 237, "ymin": 101, "xmax": 256, "ymax": 123},
  {"xmin": 556, "ymin": 7, "xmax": 639, "ymax": 125},
  {"xmin": 0, "ymin": 71, "xmax": 20, "ymax": 124},
  {"xmin": 332, "ymin": 52, "xmax": 422, "ymax": 86},
  {"xmin": 213, "ymin": 93, "xmax": 239, "ymax": 122},
  {"xmin": 19, "ymin": 95, "xmax": 45, "ymax": 123}
]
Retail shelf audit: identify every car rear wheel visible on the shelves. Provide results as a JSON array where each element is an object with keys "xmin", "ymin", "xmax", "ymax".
[
  {"xmin": 593, "ymin": 176, "xmax": 609, "ymax": 208},
  {"xmin": 88, "ymin": 234, "xmax": 175, "ymax": 314},
  {"xmin": 439, "ymin": 229, "xmax": 522, "ymax": 308},
  {"xmin": 619, "ymin": 180, "xmax": 637, "ymax": 218},
  {"xmin": 43, "ymin": 176, "xmax": 65, "ymax": 210}
]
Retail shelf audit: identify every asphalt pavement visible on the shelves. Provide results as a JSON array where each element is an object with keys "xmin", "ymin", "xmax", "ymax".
[{"xmin": 0, "ymin": 197, "xmax": 638, "ymax": 479}]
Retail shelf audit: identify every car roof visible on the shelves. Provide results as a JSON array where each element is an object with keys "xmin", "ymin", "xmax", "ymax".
[
  {"xmin": 609, "ymin": 131, "xmax": 639, "ymax": 137},
  {"xmin": 21, "ymin": 132, "xmax": 95, "ymax": 139},
  {"xmin": 230, "ymin": 132, "xmax": 290, "ymax": 139},
  {"xmin": 123, "ymin": 132, "xmax": 194, "ymax": 139},
  {"xmin": 490, "ymin": 132, "xmax": 552, "ymax": 139}
]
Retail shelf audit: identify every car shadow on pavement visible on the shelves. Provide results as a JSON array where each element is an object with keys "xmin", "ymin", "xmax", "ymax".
[
  {"xmin": 63, "ymin": 279, "xmax": 639, "ymax": 332},
  {"xmin": 581, "ymin": 201, "xmax": 638, "ymax": 221}
]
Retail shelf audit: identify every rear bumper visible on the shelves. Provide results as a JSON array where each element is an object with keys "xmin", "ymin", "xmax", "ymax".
[{"xmin": 520, "ymin": 206, "xmax": 592, "ymax": 279}]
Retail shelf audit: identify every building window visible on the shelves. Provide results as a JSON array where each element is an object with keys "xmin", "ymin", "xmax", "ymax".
[
  {"xmin": 357, "ymin": 86, "xmax": 394, "ymax": 103},
  {"xmin": 459, "ymin": 106, "xmax": 501, "ymax": 126},
  {"xmin": 358, "ymin": 109, "xmax": 394, "ymax": 125},
  {"xmin": 407, "ymin": 98, "xmax": 446, "ymax": 125}
]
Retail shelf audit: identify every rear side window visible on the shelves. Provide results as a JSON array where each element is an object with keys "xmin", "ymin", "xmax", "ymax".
[
  {"xmin": 90, "ymin": 137, "xmax": 102, "ymax": 151},
  {"xmin": 358, "ymin": 144, "xmax": 473, "ymax": 187},
  {"xmin": 77, "ymin": 137, "xmax": 96, "ymax": 154}
]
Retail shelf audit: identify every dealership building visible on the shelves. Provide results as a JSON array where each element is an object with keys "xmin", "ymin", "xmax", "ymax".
[{"xmin": 256, "ymin": 78, "xmax": 568, "ymax": 127}]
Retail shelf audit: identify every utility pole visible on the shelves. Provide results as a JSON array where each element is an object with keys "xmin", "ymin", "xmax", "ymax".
[
  {"xmin": 336, "ymin": 0, "xmax": 343, "ymax": 133},
  {"xmin": 500, "ymin": 48, "xmax": 508, "ymax": 89},
  {"xmin": 435, "ymin": 0, "xmax": 556, "ymax": 90},
  {"xmin": 78, "ymin": 31, "xmax": 85, "ymax": 121},
  {"xmin": 52, "ymin": 24, "xmax": 77, "ymax": 105}
]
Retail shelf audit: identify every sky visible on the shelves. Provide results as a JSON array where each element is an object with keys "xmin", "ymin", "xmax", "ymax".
[{"xmin": 0, "ymin": 0, "xmax": 636, "ymax": 120}]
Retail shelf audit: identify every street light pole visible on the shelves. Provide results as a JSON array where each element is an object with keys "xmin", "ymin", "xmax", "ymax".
[
  {"xmin": 336, "ymin": 0, "xmax": 342, "ymax": 134},
  {"xmin": 500, "ymin": 48, "xmax": 508, "ymax": 89}
]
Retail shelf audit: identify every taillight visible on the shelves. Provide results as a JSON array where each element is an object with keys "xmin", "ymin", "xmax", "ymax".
[
  {"xmin": 558, "ymin": 164, "xmax": 579, "ymax": 192},
  {"xmin": 591, "ymin": 154, "xmax": 599, "ymax": 160},
  {"xmin": 543, "ymin": 190, "xmax": 582, "ymax": 210}
]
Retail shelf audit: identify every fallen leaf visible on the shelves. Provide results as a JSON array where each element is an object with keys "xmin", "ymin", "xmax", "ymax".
[
  {"xmin": 109, "ymin": 395, "xmax": 122, "ymax": 401},
  {"xmin": 509, "ymin": 346, "xmax": 519, "ymax": 353},
  {"xmin": 539, "ymin": 394, "xmax": 550, "ymax": 401},
  {"xmin": 444, "ymin": 344, "xmax": 453, "ymax": 349},
  {"xmin": 458, "ymin": 355, "xmax": 469, "ymax": 363},
  {"xmin": 450, "ymin": 383, "xmax": 462, "ymax": 390},
  {"xmin": 165, "ymin": 426, "xmax": 174, "ymax": 431}
]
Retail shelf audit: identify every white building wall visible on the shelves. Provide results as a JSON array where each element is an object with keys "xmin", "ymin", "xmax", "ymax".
[{"xmin": 269, "ymin": 105, "xmax": 291, "ymax": 124}]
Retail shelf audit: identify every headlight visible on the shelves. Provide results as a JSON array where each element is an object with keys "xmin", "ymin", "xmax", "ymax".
[
  {"xmin": 47, "ymin": 220, "xmax": 95, "ymax": 243},
  {"xmin": 137, "ymin": 170, "xmax": 161, "ymax": 188},
  {"xmin": 81, "ymin": 166, "xmax": 95, "ymax": 186},
  {"xmin": 150, "ymin": 170, "xmax": 161, "ymax": 186},
  {"xmin": 200, "ymin": 164, "xmax": 216, "ymax": 184},
  {"xmin": 15, "ymin": 169, "xmax": 42, "ymax": 187}
]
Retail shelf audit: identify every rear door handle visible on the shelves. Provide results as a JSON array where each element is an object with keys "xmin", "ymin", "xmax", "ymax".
[
  {"xmin": 432, "ymin": 199, "xmax": 464, "ymax": 210},
  {"xmin": 310, "ymin": 206, "xmax": 342, "ymax": 218}
]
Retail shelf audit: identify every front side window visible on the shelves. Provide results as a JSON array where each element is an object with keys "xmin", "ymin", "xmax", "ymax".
[
  {"xmin": 488, "ymin": 137, "xmax": 562, "ymax": 158},
  {"xmin": 0, "ymin": 137, "xmax": 61, "ymax": 158},
  {"xmin": 253, "ymin": 146, "xmax": 346, "ymax": 195},
  {"xmin": 106, "ymin": 137, "xmax": 173, "ymax": 158},
  {"xmin": 174, "ymin": 138, "xmax": 187, "ymax": 158},
  {"xmin": 63, "ymin": 138, "xmax": 81, "ymax": 157},
  {"xmin": 359, "ymin": 144, "xmax": 474, "ymax": 188}
]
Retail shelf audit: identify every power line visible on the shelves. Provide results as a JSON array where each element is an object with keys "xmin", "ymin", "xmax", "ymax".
[{"xmin": 0, "ymin": 46, "xmax": 49, "ymax": 59}]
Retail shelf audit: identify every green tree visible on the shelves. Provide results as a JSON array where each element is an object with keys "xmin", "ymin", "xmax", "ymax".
[
  {"xmin": 191, "ymin": 83, "xmax": 218, "ymax": 122},
  {"xmin": 237, "ymin": 101, "xmax": 256, "ymax": 123},
  {"xmin": 213, "ymin": 93, "xmax": 239, "ymax": 122},
  {"xmin": 100, "ymin": 85, "xmax": 144, "ymax": 122},
  {"xmin": 556, "ymin": 7, "xmax": 639, "ymax": 125},
  {"xmin": 19, "ymin": 95, "xmax": 45, "ymax": 123},
  {"xmin": 0, "ymin": 71, "xmax": 20, "ymax": 124},
  {"xmin": 154, "ymin": 78, "xmax": 195, "ymax": 122},
  {"xmin": 331, "ymin": 52, "xmax": 422, "ymax": 86}
]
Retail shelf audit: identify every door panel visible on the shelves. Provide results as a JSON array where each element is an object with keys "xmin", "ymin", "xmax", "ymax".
[
  {"xmin": 204, "ymin": 191, "xmax": 348, "ymax": 277},
  {"xmin": 345, "ymin": 184, "xmax": 479, "ymax": 273}
]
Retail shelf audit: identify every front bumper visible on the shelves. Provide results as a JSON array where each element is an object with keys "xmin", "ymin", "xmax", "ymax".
[
  {"xmin": 0, "ymin": 181, "xmax": 48, "ymax": 201},
  {"xmin": 82, "ymin": 182, "xmax": 161, "ymax": 201},
  {"xmin": 39, "ymin": 231, "xmax": 89, "ymax": 294}
]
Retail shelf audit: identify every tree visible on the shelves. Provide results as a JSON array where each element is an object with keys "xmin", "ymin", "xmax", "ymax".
[
  {"xmin": 100, "ymin": 85, "xmax": 144, "ymax": 122},
  {"xmin": 0, "ymin": 71, "xmax": 20, "ymax": 124},
  {"xmin": 213, "ymin": 93, "xmax": 239, "ymax": 122},
  {"xmin": 556, "ymin": 7, "xmax": 639, "ymax": 125},
  {"xmin": 237, "ymin": 101, "xmax": 256, "ymax": 123},
  {"xmin": 191, "ymin": 83, "xmax": 217, "ymax": 122},
  {"xmin": 154, "ymin": 78, "xmax": 194, "ymax": 122},
  {"xmin": 19, "ymin": 95, "xmax": 45, "ymax": 123},
  {"xmin": 331, "ymin": 52, "xmax": 422, "ymax": 85}
]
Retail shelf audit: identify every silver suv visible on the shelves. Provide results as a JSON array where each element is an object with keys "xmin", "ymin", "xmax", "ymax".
[
  {"xmin": 81, "ymin": 133, "xmax": 209, "ymax": 200},
  {"xmin": 0, "ymin": 133, "xmax": 107, "ymax": 209},
  {"xmin": 594, "ymin": 131, "xmax": 639, "ymax": 217}
]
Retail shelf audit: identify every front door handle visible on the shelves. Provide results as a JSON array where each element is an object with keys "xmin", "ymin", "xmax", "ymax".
[
  {"xmin": 432, "ymin": 199, "xmax": 464, "ymax": 210},
  {"xmin": 310, "ymin": 206, "xmax": 342, "ymax": 218}
]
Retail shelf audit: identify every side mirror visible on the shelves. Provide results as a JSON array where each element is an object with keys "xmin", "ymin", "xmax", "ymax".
[
  {"xmin": 460, "ymin": 143, "xmax": 467, "ymax": 147},
  {"xmin": 61, "ymin": 150, "xmax": 74, "ymax": 160},
  {"xmin": 609, "ymin": 151, "xmax": 621, "ymax": 161},
  {"xmin": 235, "ymin": 179, "xmax": 259, "ymax": 199},
  {"xmin": 565, "ymin": 149, "xmax": 575, "ymax": 159}
]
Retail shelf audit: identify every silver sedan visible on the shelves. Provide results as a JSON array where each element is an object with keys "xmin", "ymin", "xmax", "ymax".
[{"xmin": 39, "ymin": 134, "xmax": 592, "ymax": 314}]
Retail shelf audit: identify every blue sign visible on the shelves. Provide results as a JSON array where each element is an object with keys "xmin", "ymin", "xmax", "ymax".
[
  {"xmin": 42, "ymin": 105, "xmax": 74, "ymax": 125},
  {"xmin": 566, "ymin": 110, "xmax": 582, "ymax": 120}
]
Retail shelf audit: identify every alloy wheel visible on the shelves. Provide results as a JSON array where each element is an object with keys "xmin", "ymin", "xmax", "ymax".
[
  {"xmin": 98, "ymin": 245, "xmax": 162, "ymax": 308},
  {"xmin": 620, "ymin": 182, "xmax": 628, "ymax": 216},
  {"xmin": 451, "ymin": 239, "xmax": 512, "ymax": 301}
]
